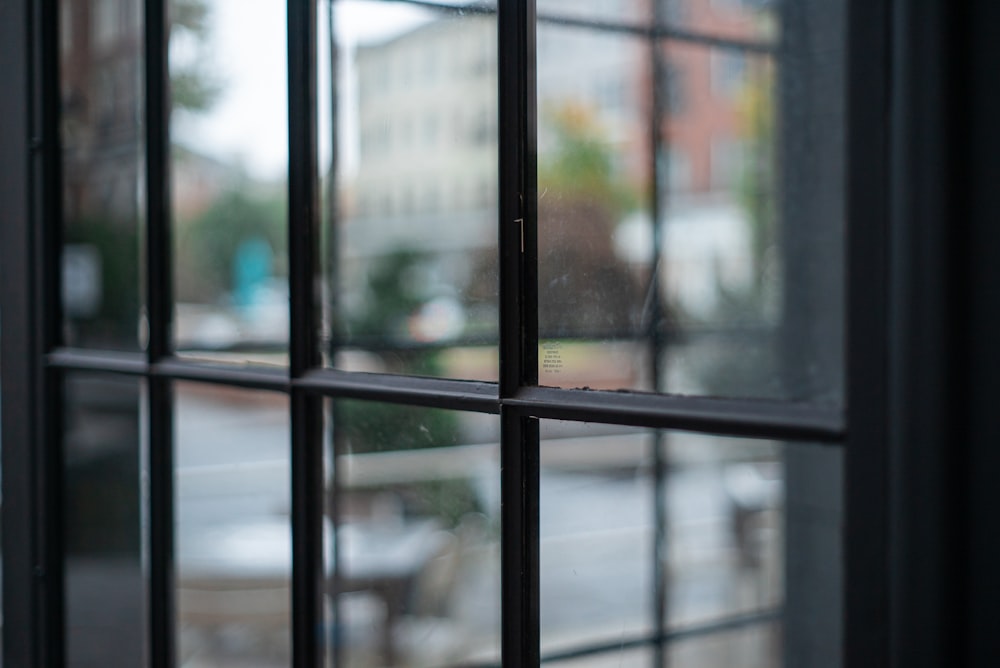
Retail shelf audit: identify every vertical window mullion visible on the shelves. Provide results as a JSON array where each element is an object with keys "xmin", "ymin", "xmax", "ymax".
[
  {"xmin": 499, "ymin": 0, "xmax": 539, "ymax": 665},
  {"xmin": 498, "ymin": 0, "xmax": 537, "ymax": 396},
  {"xmin": 287, "ymin": 0, "xmax": 322, "ymax": 666},
  {"xmin": 2, "ymin": 0, "xmax": 65, "ymax": 662},
  {"xmin": 144, "ymin": 0, "xmax": 174, "ymax": 664},
  {"xmin": 146, "ymin": 376, "xmax": 174, "ymax": 668},
  {"xmin": 0, "ymin": 6, "xmax": 37, "ymax": 662},
  {"xmin": 649, "ymin": 4, "xmax": 670, "ymax": 664},
  {"xmin": 501, "ymin": 411, "xmax": 540, "ymax": 665},
  {"xmin": 40, "ymin": 0, "xmax": 66, "ymax": 664},
  {"xmin": 844, "ymin": 0, "xmax": 890, "ymax": 664}
]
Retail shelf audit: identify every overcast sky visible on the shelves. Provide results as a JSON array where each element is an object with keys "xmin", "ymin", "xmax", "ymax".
[{"xmin": 173, "ymin": 0, "xmax": 432, "ymax": 181}]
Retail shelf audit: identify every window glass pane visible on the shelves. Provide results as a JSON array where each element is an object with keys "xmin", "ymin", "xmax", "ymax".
[
  {"xmin": 63, "ymin": 373, "xmax": 145, "ymax": 667},
  {"xmin": 536, "ymin": 25, "xmax": 653, "ymax": 390},
  {"xmin": 320, "ymin": 1, "xmax": 499, "ymax": 381},
  {"xmin": 657, "ymin": 44, "xmax": 782, "ymax": 399},
  {"xmin": 539, "ymin": 421, "xmax": 843, "ymax": 666},
  {"xmin": 540, "ymin": 422, "xmax": 654, "ymax": 656},
  {"xmin": 175, "ymin": 382, "xmax": 291, "ymax": 665},
  {"xmin": 537, "ymin": 2, "xmax": 845, "ymax": 403},
  {"xmin": 60, "ymin": 0, "xmax": 145, "ymax": 351},
  {"xmin": 171, "ymin": 0, "xmax": 289, "ymax": 364},
  {"xmin": 662, "ymin": 434, "xmax": 782, "ymax": 629},
  {"xmin": 325, "ymin": 400, "xmax": 501, "ymax": 667}
]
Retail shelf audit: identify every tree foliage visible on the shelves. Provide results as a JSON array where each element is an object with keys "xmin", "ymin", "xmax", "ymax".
[
  {"xmin": 349, "ymin": 249, "xmax": 428, "ymax": 342},
  {"xmin": 169, "ymin": 0, "xmax": 223, "ymax": 113},
  {"xmin": 64, "ymin": 217, "xmax": 141, "ymax": 347},
  {"xmin": 176, "ymin": 186, "xmax": 286, "ymax": 302},
  {"xmin": 535, "ymin": 103, "xmax": 644, "ymax": 336},
  {"xmin": 538, "ymin": 103, "xmax": 637, "ymax": 213}
]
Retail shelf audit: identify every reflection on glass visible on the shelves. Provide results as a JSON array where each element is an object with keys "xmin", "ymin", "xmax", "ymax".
[
  {"xmin": 175, "ymin": 383, "xmax": 291, "ymax": 665},
  {"xmin": 540, "ymin": 423, "xmax": 654, "ymax": 656},
  {"xmin": 539, "ymin": 421, "xmax": 840, "ymax": 667},
  {"xmin": 538, "ymin": 9, "xmax": 842, "ymax": 402},
  {"xmin": 59, "ymin": 0, "xmax": 145, "ymax": 350},
  {"xmin": 171, "ymin": 0, "xmax": 289, "ymax": 362},
  {"xmin": 327, "ymin": 400, "xmax": 500, "ymax": 667},
  {"xmin": 63, "ymin": 373, "xmax": 145, "ymax": 666},
  {"xmin": 320, "ymin": 1, "xmax": 499, "ymax": 380}
]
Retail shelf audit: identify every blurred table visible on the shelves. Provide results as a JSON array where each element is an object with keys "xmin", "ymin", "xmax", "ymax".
[{"xmin": 178, "ymin": 517, "xmax": 446, "ymax": 664}]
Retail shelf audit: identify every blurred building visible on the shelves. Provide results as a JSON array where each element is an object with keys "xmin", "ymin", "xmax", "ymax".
[
  {"xmin": 350, "ymin": 16, "xmax": 497, "ymax": 257},
  {"xmin": 60, "ymin": 0, "xmax": 143, "ymax": 226},
  {"xmin": 345, "ymin": 0, "xmax": 774, "ymax": 323}
]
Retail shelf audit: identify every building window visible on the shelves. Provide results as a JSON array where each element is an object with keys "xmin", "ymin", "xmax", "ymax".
[
  {"xmin": 710, "ymin": 136, "xmax": 744, "ymax": 188},
  {"xmin": 663, "ymin": 60, "xmax": 686, "ymax": 115},
  {"xmin": 711, "ymin": 50, "xmax": 747, "ymax": 98}
]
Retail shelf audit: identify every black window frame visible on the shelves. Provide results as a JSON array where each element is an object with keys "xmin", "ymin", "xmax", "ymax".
[{"xmin": 6, "ymin": 0, "xmax": 1000, "ymax": 666}]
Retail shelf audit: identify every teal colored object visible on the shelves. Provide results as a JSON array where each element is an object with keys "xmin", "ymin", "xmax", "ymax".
[{"xmin": 233, "ymin": 237, "xmax": 273, "ymax": 308}]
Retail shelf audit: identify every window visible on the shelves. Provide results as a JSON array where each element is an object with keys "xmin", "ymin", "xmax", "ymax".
[
  {"xmin": 12, "ymin": 1, "xmax": 997, "ymax": 667},
  {"xmin": 711, "ymin": 50, "xmax": 747, "ymax": 98},
  {"xmin": 11, "ymin": 0, "xmax": 843, "ymax": 665},
  {"xmin": 710, "ymin": 136, "xmax": 744, "ymax": 188},
  {"xmin": 662, "ymin": 60, "xmax": 685, "ymax": 115},
  {"xmin": 27, "ymin": 0, "xmax": 836, "ymax": 661}
]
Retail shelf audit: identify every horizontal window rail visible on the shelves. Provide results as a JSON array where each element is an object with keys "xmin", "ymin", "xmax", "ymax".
[
  {"xmin": 46, "ymin": 347, "xmax": 844, "ymax": 439},
  {"xmin": 507, "ymin": 385, "xmax": 844, "ymax": 442},
  {"xmin": 296, "ymin": 366, "xmax": 500, "ymax": 412}
]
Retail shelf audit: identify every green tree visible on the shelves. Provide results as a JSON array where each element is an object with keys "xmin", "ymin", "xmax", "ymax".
[
  {"xmin": 466, "ymin": 103, "xmax": 646, "ymax": 338},
  {"xmin": 169, "ymin": 0, "xmax": 223, "ymax": 112},
  {"xmin": 538, "ymin": 103, "xmax": 637, "ymax": 214},
  {"xmin": 536, "ymin": 103, "xmax": 643, "ymax": 336},
  {"xmin": 350, "ymin": 249, "xmax": 427, "ymax": 343},
  {"xmin": 736, "ymin": 64, "xmax": 777, "ymax": 295},
  {"xmin": 335, "ymin": 250, "xmax": 460, "ymax": 455},
  {"xmin": 64, "ymin": 217, "xmax": 140, "ymax": 346},
  {"xmin": 175, "ymin": 186, "xmax": 286, "ymax": 302}
]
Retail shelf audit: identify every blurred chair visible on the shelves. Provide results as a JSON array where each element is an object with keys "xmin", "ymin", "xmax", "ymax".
[
  {"xmin": 394, "ymin": 514, "xmax": 488, "ymax": 667},
  {"xmin": 177, "ymin": 576, "xmax": 290, "ymax": 662}
]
